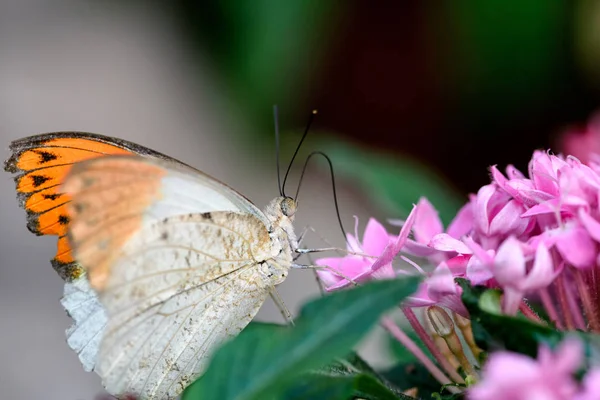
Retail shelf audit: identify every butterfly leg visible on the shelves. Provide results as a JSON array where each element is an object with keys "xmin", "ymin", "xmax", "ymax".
[
  {"xmin": 294, "ymin": 225, "xmax": 334, "ymax": 261},
  {"xmin": 295, "ymin": 247, "xmax": 378, "ymax": 262},
  {"xmin": 306, "ymin": 253, "xmax": 326, "ymax": 296},
  {"xmin": 291, "ymin": 263, "xmax": 358, "ymax": 287},
  {"xmin": 295, "ymin": 225, "xmax": 377, "ymax": 261},
  {"xmin": 269, "ymin": 288, "xmax": 295, "ymax": 326}
]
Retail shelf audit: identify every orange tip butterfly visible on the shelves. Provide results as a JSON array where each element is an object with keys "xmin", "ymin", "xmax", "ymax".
[{"xmin": 5, "ymin": 132, "xmax": 304, "ymax": 399}]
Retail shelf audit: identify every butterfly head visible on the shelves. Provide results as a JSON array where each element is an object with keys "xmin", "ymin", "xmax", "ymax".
[
  {"xmin": 264, "ymin": 196, "xmax": 298, "ymax": 237},
  {"xmin": 280, "ymin": 196, "xmax": 297, "ymax": 218}
]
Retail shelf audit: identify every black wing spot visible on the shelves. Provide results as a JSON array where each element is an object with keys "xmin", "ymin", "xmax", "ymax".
[
  {"xmin": 58, "ymin": 215, "xmax": 70, "ymax": 225},
  {"xmin": 31, "ymin": 175, "xmax": 50, "ymax": 187},
  {"xmin": 43, "ymin": 193, "xmax": 61, "ymax": 200},
  {"xmin": 161, "ymin": 231, "xmax": 169, "ymax": 240},
  {"xmin": 36, "ymin": 150, "xmax": 58, "ymax": 164},
  {"xmin": 201, "ymin": 212, "xmax": 213, "ymax": 220}
]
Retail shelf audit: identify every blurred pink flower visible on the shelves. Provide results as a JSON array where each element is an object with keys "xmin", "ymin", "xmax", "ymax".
[
  {"xmin": 468, "ymin": 339, "xmax": 591, "ymax": 400},
  {"xmin": 559, "ymin": 112, "xmax": 600, "ymax": 164},
  {"xmin": 403, "ymin": 197, "xmax": 474, "ymax": 267},
  {"xmin": 575, "ymin": 369, "xmax": 600, "ymax": 400},
  {"xmin": 315, "ymin": 206, "xmax": 418, "ymax": 291},
  {"xmin": 470, "ymin": 182, "xmax": 536, "ymax": 249},
  {"xmin": 316, "ymin": 218, "xmax": 394, "ymax": 290},
  {"xmin": 405, "ymin": 262, "xmax": 468, "ymax": 316},
  {"xmin": 492, "ymin": 237, "xmax": 555, "ymax": 314}
]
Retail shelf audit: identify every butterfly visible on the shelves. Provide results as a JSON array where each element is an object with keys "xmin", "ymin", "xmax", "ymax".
[{"xmin": 4, "ymin": 132, "xmax": 306, "ymax": 399}]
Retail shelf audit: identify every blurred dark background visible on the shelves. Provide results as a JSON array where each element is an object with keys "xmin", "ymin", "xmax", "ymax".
[
  {"xmin": 1, "ymin": 1, "xmax": 599, "ymax": 398},
  {"xmin": 175, "ymin": 0, "xmax": 600, "ymax": 221}
]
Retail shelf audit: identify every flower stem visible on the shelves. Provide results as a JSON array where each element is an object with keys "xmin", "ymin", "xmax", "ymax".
[
  {"xmin": 402, "ymin": 307, "xmax": 464, "ymax": 384},
  {"xmin": 574, "ymin": 268, "xmax": 600, "ymax": 332},
  {"xmin": 518, "ymin": 300, "xmax": 544, "ymax": 324},
  {"xmin": 563, "ymin": 273, "xmax": 586, "ymax": 330},
  {"xmin": 539, "ymin": 287, "xmax": 563, "ymax": 329},
  {"xmin": 556, "ymin": 276, "xmax": 576, "ymax": 330},
  {"xmin": 381, "ymin": 317, "xmax": 459, "ymax": 393},
  {"xmin": 589, "ymin": 268, "xmax": 598, "ymax": 309},
  {"xmin": 453, "ymin": 312, "xmax": 483, "ymax": 362},
  {"xmin": 427, "ymin": 306, "xmax": 479, "ymax": 380}
]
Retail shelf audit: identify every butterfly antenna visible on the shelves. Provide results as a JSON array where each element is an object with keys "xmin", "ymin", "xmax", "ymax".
[
  {"xmin": 295, "ymin": 150, "xmax": 348, "ymax": 244},
  {"xmin": 281, "ymin": 109, "xmax": 318, "ymax": 197},
  {"xmin": 273, "ymin": 105, "xmax": 283, "ymax": 196}
]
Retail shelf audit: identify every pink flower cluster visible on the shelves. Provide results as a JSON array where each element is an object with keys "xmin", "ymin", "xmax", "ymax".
[
  {"xmin": 316, "ymin": 149, "xmax": 600, "ymax": 326},
  {"xmin": 468, "ymin": 339, "xmax": 600, "ymax": 400}
]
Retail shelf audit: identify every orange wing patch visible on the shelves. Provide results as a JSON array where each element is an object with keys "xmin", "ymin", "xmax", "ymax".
[
  {"xmin": 5, "ymin": 133, "xmax": 138, "ymax": 280},
  {"xmin": 64, "ymin": 157, "xmax": 166, "ymax": 290}
]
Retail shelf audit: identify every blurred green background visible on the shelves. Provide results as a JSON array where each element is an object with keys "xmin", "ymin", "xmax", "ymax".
[
  {"xmin": 175, "ymin": 0, "xmax": 598, "ymax": 222},
  {"xmin": 1, "ymin": 1, "xmax": 599, "ymax": 399}
]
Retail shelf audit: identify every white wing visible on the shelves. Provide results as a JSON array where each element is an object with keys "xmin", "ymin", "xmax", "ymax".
[
  {"xmin": 61, "ymin": 274, "xmax": 107, "ymax": 372},
  {"xmin": 63, "ymin": 156, "xmax": 278, "ymax": 399}
]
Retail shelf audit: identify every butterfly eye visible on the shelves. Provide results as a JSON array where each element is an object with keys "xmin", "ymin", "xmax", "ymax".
[{"xmin": 280, "ymin": 197, "xmax": 297, "ymax": 217}]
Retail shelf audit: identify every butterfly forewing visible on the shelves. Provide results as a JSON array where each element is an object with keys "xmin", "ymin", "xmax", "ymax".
[{"xmin": 4, "ymin": 132, "xmax": 172, "ymax": 277}]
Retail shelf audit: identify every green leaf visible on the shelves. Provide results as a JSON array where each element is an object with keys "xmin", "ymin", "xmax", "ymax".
[
  {"xmin": 282, "ymin": 372, "xmax": 409, "ymax": 400},
  {"xmin": 458, "ymin": 279, "xmax": 600, "ymax": 370},
  {"xmin": 457, "ymin": 278, "xmax": 564, "ymax": 357},
  {"xmin": 321, "ymin": 352, "xmax": 409, "ymax": 398},
  {"xmin": 183, "ymin": 277, "xmax": 420, "ymax": 400},
  {"xmin": 381, "ymin": 362, "xmax": 447, "ymax": 399}
]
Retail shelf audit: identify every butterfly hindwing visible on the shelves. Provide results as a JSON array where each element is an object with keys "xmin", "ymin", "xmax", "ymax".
[{"xmin": 93, "ymin": 214, "xmax": 272, "ymax": 398}]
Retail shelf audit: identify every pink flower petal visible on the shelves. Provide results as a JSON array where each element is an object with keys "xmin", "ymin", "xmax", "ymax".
[
  {"xmin": 412, "ymin": 197, "xmax": 443, "ymax": 243},
  {"xmin": 362, "ymin": 218, "xmax": 390, "ymax": 256},
  {"xmin": 426, "ymin": 263, "xmax": 457, "ymax": 296},
  {"xmin": 316, "ymin": 257, "xmax": 369, "ymax": 284},
  {"xmin": 345, "ymin": 233, "xmax": 362, "ymax": 253},
  {"xmin": 502, "ymin": 286, "xmax": 523, "ymax": 315},
  {"xmin": 489, "ymin": 199, "xmax": 527, "ymax": 236},
  {"xmin": 579, "ymin": 208, "xmax": 600, "ymax": 242},
  {"xmin": 506, "ymin": 164, "xmax": 525, "ymax": 179},
  {"xmin": 474, "ymin": 185, "xmax": 497, "ymax": 233},
  {"xmin": 464, "ymin": 236, "xmax": 494, "ymax": 264},
  {"xmin": 327, "ymin": 205, "xmax": 420, "ymax": 291},
  {"xmin": 576, "ymin": 369, "xmax": 600, "ymax": 400},
  {"xmin": 446, "ymin": 254, "xmax": 471, "ymax": 270},
  {"xmin": 402, "ymin": 239, "xmax": 438, "ymax": 257},
  {"xmin": 491, "ymin": 165, "xmax": 519, "ymax": 199},
  {"xmin": 506, "ymin": 180, "xmax": 554, "ymax": 206},
  {"xmin": 315, "ymin": 269, "xmax": 340, "ymax": 287},
  {"xmin": 368, "ymin": 204, "xmax": 419, "ymax": 275},
  {"xmin": 447, "ymin": 202, "xmax": 474, "ymax": 239},
  {"xmin": 429, "ymin": 233, "xmax": 473, "ymax": 254},
  {"xmin": 466, "ymin": 255, "xmax": 494, "ymax": 285},
  {"xmin": 493, "ymin": 237, "xmax": 526, "ymax": 286},
  {"xmin": 490, "ymin": 165, "xmax": 508, "ymax": 187},
  {"xmin": 520, "ymin": 200, "xmax": 560, "ymax": 217},
  {"xmin": 530, "ymin": 153, "xmax": 560, "ymax": 196},
  {"xmin": 469, "ymin": 337, "xmax": 585, "ymax": 400},
  {"xmin": 522, "ymin": 243, "xmax": 556, "ymax": 290},
  {"xmin": 405, "ymin": 284, "xmax": 436, "ymax": 307},
  {"xmin": 555, "ymin": 225, "xmax": 596, "ymax": 268},
  {"xmin": 550, "ymin": 339, "xmax": 583, "ymax": 374},
  {"xmin": 371, "ymin": 262, "xmax": 395, "ymax": 280}
]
